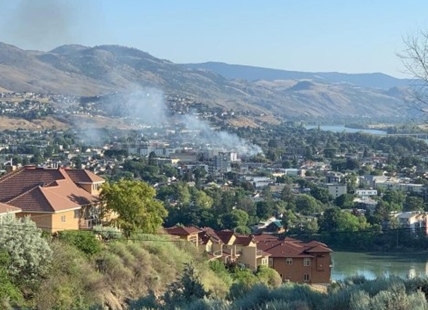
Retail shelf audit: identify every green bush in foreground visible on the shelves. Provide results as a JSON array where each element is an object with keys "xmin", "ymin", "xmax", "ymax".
[{"xmin": 129, "ymin": 275, "xmax": 428, "ymax": 310}]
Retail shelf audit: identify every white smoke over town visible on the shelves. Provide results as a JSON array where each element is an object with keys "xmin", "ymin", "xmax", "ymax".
[
  {"xmin": 119, "ymin": 88, "xmax": 167, "ymax": 126},
  {"xmin": 125, "ymin": 88, "xmax": 262, "ymax": 156},
  {"xmin": 181, "ymin": 114, "xmax": 263, "ymax": 156}
]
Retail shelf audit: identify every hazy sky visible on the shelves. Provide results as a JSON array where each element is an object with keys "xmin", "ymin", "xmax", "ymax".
[{"xmin": 0, "ymin": 0, "xmax": 427, "ymax": 77}]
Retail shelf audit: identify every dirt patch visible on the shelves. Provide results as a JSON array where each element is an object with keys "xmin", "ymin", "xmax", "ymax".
[{"xmin": 0, "ymin": 116, "xmax": 68, "ymax": 130}]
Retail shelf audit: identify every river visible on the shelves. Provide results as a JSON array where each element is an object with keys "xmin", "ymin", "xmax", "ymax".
[
  {"xmin": 332, "ymin": 251, "xmax": 428, "ymax": 281},
  {"xmin": 305, "ymin": 125, "xmax": 387, "ymax": 135}
]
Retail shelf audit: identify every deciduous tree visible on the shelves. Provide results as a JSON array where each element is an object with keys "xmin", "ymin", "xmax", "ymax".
[{"xmin": 100, "ymin": 180, "xmax": 168, "ymax": 237}]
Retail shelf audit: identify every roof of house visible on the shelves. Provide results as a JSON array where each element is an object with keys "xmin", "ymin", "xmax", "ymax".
[
  {"xmin": 234, "ymin": 234, "xmax": 256, "ymax": 246},
  {"xmin": 198, "ymin": 227, "xmax": 223, "ymax": 244},
  {"xmin": 165, "ymin": 225, "xmax": 201, "ymax": 236},
  {"xmin": 256, "ymin": 235, "xmax": 332, "ymax": 258},
  {"xmin": 65, "ymin": 168, "xmax": 105, "ymax": 183},
  {"xmin": 215, "ymin": 230, "xmax": 236, "ymax": 244},
  {"xmin": 0, "ymin": 202, "xmax": 21, "ymax": 214},
  {"xmin": 0, "ymin": 166, "xmax": 101, "ymax": 213}
]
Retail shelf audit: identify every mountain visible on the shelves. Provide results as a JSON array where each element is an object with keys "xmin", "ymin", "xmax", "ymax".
[
  {"xmin": 184, "ymin": 62, "xmax": 413, "ymax": 89},
  {"xmin": 0, "ymin": 42, "xmax": 413, "ymax": 119}
]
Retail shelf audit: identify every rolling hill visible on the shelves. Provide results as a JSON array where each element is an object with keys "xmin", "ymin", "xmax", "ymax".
[{"xmin": 0, "ymin": 42, "xmax": 413, "ymax": 119}]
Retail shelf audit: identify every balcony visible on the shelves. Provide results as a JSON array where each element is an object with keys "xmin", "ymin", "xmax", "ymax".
[
  {"xmin": 79, "ymin": 218, "xmax": 94, "ymax": 230},
  {"xmin": 213, "ymin": 250, "xmax": 222, "ymax": 257}
]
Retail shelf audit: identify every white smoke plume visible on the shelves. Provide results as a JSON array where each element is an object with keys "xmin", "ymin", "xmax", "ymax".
[
  {"xmin": 119, "ymin": 88, "xmax": 167, "ymax": 126},
  {"xmin": 181, "ymin": 114, "xmax": 263, "ymax": 156}
]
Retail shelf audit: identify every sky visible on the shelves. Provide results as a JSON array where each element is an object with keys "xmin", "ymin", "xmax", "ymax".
[{"xmin": 0, "ymin": 0, "xmax": 427, "ymax": 78}]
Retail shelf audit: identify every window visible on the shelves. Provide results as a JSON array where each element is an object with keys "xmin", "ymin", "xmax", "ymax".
[
  {"xmin": 74, "ymin": 209, "xmax": 80, "ymax": 219},
  {"xmin": 303, "ymin": 274, "xmax": 310, "ymax": 282},
  {"xmin": 303, "ymin": 258, "xmax": 311, "ymax": 266},
  {"xmin": 61, "ymin": 215, "xmax": 66, "ymax": 222},
  {"xmin": 261, "ymin": 258, "xmax": 267, "ymax": 265},
  {"xmin": 268, "ymin": 257, "xmax": 273, "ymax": 267},
  {"xmin": 286, "ymin": 258, "xmax": 293, "ymax": 265}
]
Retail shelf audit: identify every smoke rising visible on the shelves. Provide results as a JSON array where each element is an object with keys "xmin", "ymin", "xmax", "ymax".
[
  {"xmin": 116, "ymin": 88, "xmax": 261, "ymax": 156},
  {"xmin": 119, "ymin": 88, "xmax": 167, "ymax": 126},
  {"xmin": 182, "ymin": 114, "xmax": 263, "ymax": 156},
  {"xmin": 2, "ymin": 0, "xmax": 81, "ymax": 50}
]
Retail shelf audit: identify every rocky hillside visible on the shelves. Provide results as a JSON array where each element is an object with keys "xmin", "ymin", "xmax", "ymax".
[{"xmin": 0, "ymin": 42, "xmax": 412, "ymax": 118}]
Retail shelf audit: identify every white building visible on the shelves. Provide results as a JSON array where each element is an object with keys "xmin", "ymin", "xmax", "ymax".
[
  {"xmin": 325, "ymin": 183, "xmax": 347, "ymax": 199},
  {"xmin": 393, "ymin": 212, "xmax": 428, "ymax": 235},
  {"xmin": 356, "ymin": 189, "xmax": 378, "ymax": 197}
]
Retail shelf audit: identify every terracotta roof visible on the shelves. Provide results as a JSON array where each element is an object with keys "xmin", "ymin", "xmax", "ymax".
[
  {"xmin": 0, "ymin": 202, "xmax": 21, "ymax": 214},
  {"xmin": 0, "ymin": 167, "xmax": 100, "ymax": 213},
  {"xmin": 215, "ymin": 230, "xmax": 235, "ymax": 244},
  {"xmin": 258, "ymin": 238, "xmax": 333, "ymax": 258},
  {"xmin": 253, "ymin": 234, "xmax": 281, "ymax": 243},
  {"xmin": 234, "ymin": 234, "xmax": 255, "ymax": 246},
  {"xmin": 165, "ymin": 225, "xmax": 201, "ymax": 236},
  {"xmin": 262, "ymin": 241, "xmax": 314, "ymax": 258},
  {"xmin": 304, "ymin": 244, "xmax": 333, "ymax": 253},
  {"xmin": 198, "ymin": 227, "xmax": 223, "ymax": 244},
  {"xmin": 65, "ymin": 168, "xmax": 105, "ymax": 183}
]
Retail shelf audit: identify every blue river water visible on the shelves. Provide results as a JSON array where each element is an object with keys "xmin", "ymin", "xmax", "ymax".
[{"xmin": 305, "ymin": 125, "xmax": 387, "ymax": 135}]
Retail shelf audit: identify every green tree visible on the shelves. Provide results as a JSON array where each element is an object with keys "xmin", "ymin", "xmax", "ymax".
[
  {"xmin": 404, "ymin": 195, "xmax": 424, "ymax": 212},
  {"xmin": 162, "ymin": 262, "xmax": 210, "ymax": 309},
  {"xmin": 335, "ymin": 193, "xmax": 355, "ymax": 209},
  {"xmin": 100, "ymin": 180, "xmax": 168, "ymax": 237},
  {"xmin": 294, "ymin": 194, "xmax": 322, "ymax": 215},
  {"xmin": 310, "ymin": 186, "xmax": 332, "ymax": 204},
  {"xmin": 221, "ymin": 209, "xmax": 249, "ymax": 229}
]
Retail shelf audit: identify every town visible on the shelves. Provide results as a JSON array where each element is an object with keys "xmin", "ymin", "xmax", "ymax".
[{"xmin": 2, "ymin": 90, "xmax": 428, "ymax": 294}]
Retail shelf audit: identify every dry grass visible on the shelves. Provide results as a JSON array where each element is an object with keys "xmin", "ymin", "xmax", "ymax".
[{"xmin": 0, "ymin": 116, "xmax": 69, "ymax": 130}]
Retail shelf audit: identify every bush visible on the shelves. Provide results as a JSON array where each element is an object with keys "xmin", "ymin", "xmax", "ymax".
[
  {"xmin": 0, "ymin": 214, "xmax": 52, "ymax": 286},
  {"xmin": 32, "ymin": 241, "xmax": 104, "ymax": 310},
  {"xmin": 57, "ymin": 230, "xmax": 102, "ymax": 256},
  {"xmin": 93, "ymin": 225, "xmax": 122, "ymax": 240}
]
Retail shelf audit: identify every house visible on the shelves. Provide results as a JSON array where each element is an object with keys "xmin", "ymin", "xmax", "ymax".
[
  {"xmin": 165, "ymin": 226, "xmax": 271, "ymax": 270},
  {"xmin": 0, "ymin": 202, "xmax": 21, "ymax": 223},
  {"xmin": 253, "ymin": 217, "xmax": 285, "ymax": 234},
  {"xmin": 255, "ymin": 235, "xmax": 332, "ymax": 284},
  {"xmin": 0, "ymin": 165, "xmax": 105, "ymax": 233},
  {"xmin": 164, "ymin": 225, "xmax": 201, "ymax": 244},
  {"xmin": 393, "ymin": 212, "xmax": 428, "ymax": 235}
]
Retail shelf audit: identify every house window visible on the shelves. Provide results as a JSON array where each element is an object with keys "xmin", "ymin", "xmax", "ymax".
[
  {"xmin": 74, "ymin": 209, "xmax": 80, "ymax": 219},
  {"xmin": 261, "ymin": 258, "xmax": 267, "ymax": 265},
  {"xmin": 304, "ymin": 274, "xmax": 310, "ymax": 282},
  {"xmin": 61, "ymin": 215, "xmax": 66, "ymax": 222},
  {"xmin": 268, "ymin": 257, "xmax": 273, "ymax": 267},
  {"xmin": 286, "ymin": 258, "xmax": 293, "ymax": 265},
  {"xmin": 303, "ymin": 258, "xmax": 311, "ymax": 266}
]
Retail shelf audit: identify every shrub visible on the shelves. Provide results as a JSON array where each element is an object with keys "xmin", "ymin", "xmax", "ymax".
[
  {"xmin": 57, "ymin": 230, "xmax": 102, "ymax": 256},
  {"xmin": 32, "ymin": 241, "xmax": 105, "ymax": 310},
  {"xmin": 0, "ymin": 214, "xmax": 52, "ymax": 286},
  {"xmin": 93, "ymin": 225, "xmax": 122, "ymax": 240}
]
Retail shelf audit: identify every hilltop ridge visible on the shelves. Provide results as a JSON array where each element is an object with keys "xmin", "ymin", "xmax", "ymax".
[{"xmin": 0, "ymin": 42, "xmax": 412, "ymax": 119}]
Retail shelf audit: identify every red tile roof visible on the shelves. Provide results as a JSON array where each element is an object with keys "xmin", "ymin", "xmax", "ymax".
[
  {"xmin": 0, "ymin": 167, "xmax": 101, "ymax": 213},
  {"xmin": 234, "ymin": 234, "xmax": 255, "ymax": 246},
  {"xmin": 0, "ymin": 202, "xmax": 21, "ymax": 214},
  {"xmin": 165, "ymin": 225, "xmax": 201, "ymax": 236},
  {"xmin": 65, "ymin": 168, "xmax": 105, "ymax": 183},
  {"xmin": 215, "ymin": 230, "xmax": 235, "ymax": 244},
  {"xmin": 256, "ymin": 235, "xmax": 332, "ymax": 258}
]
